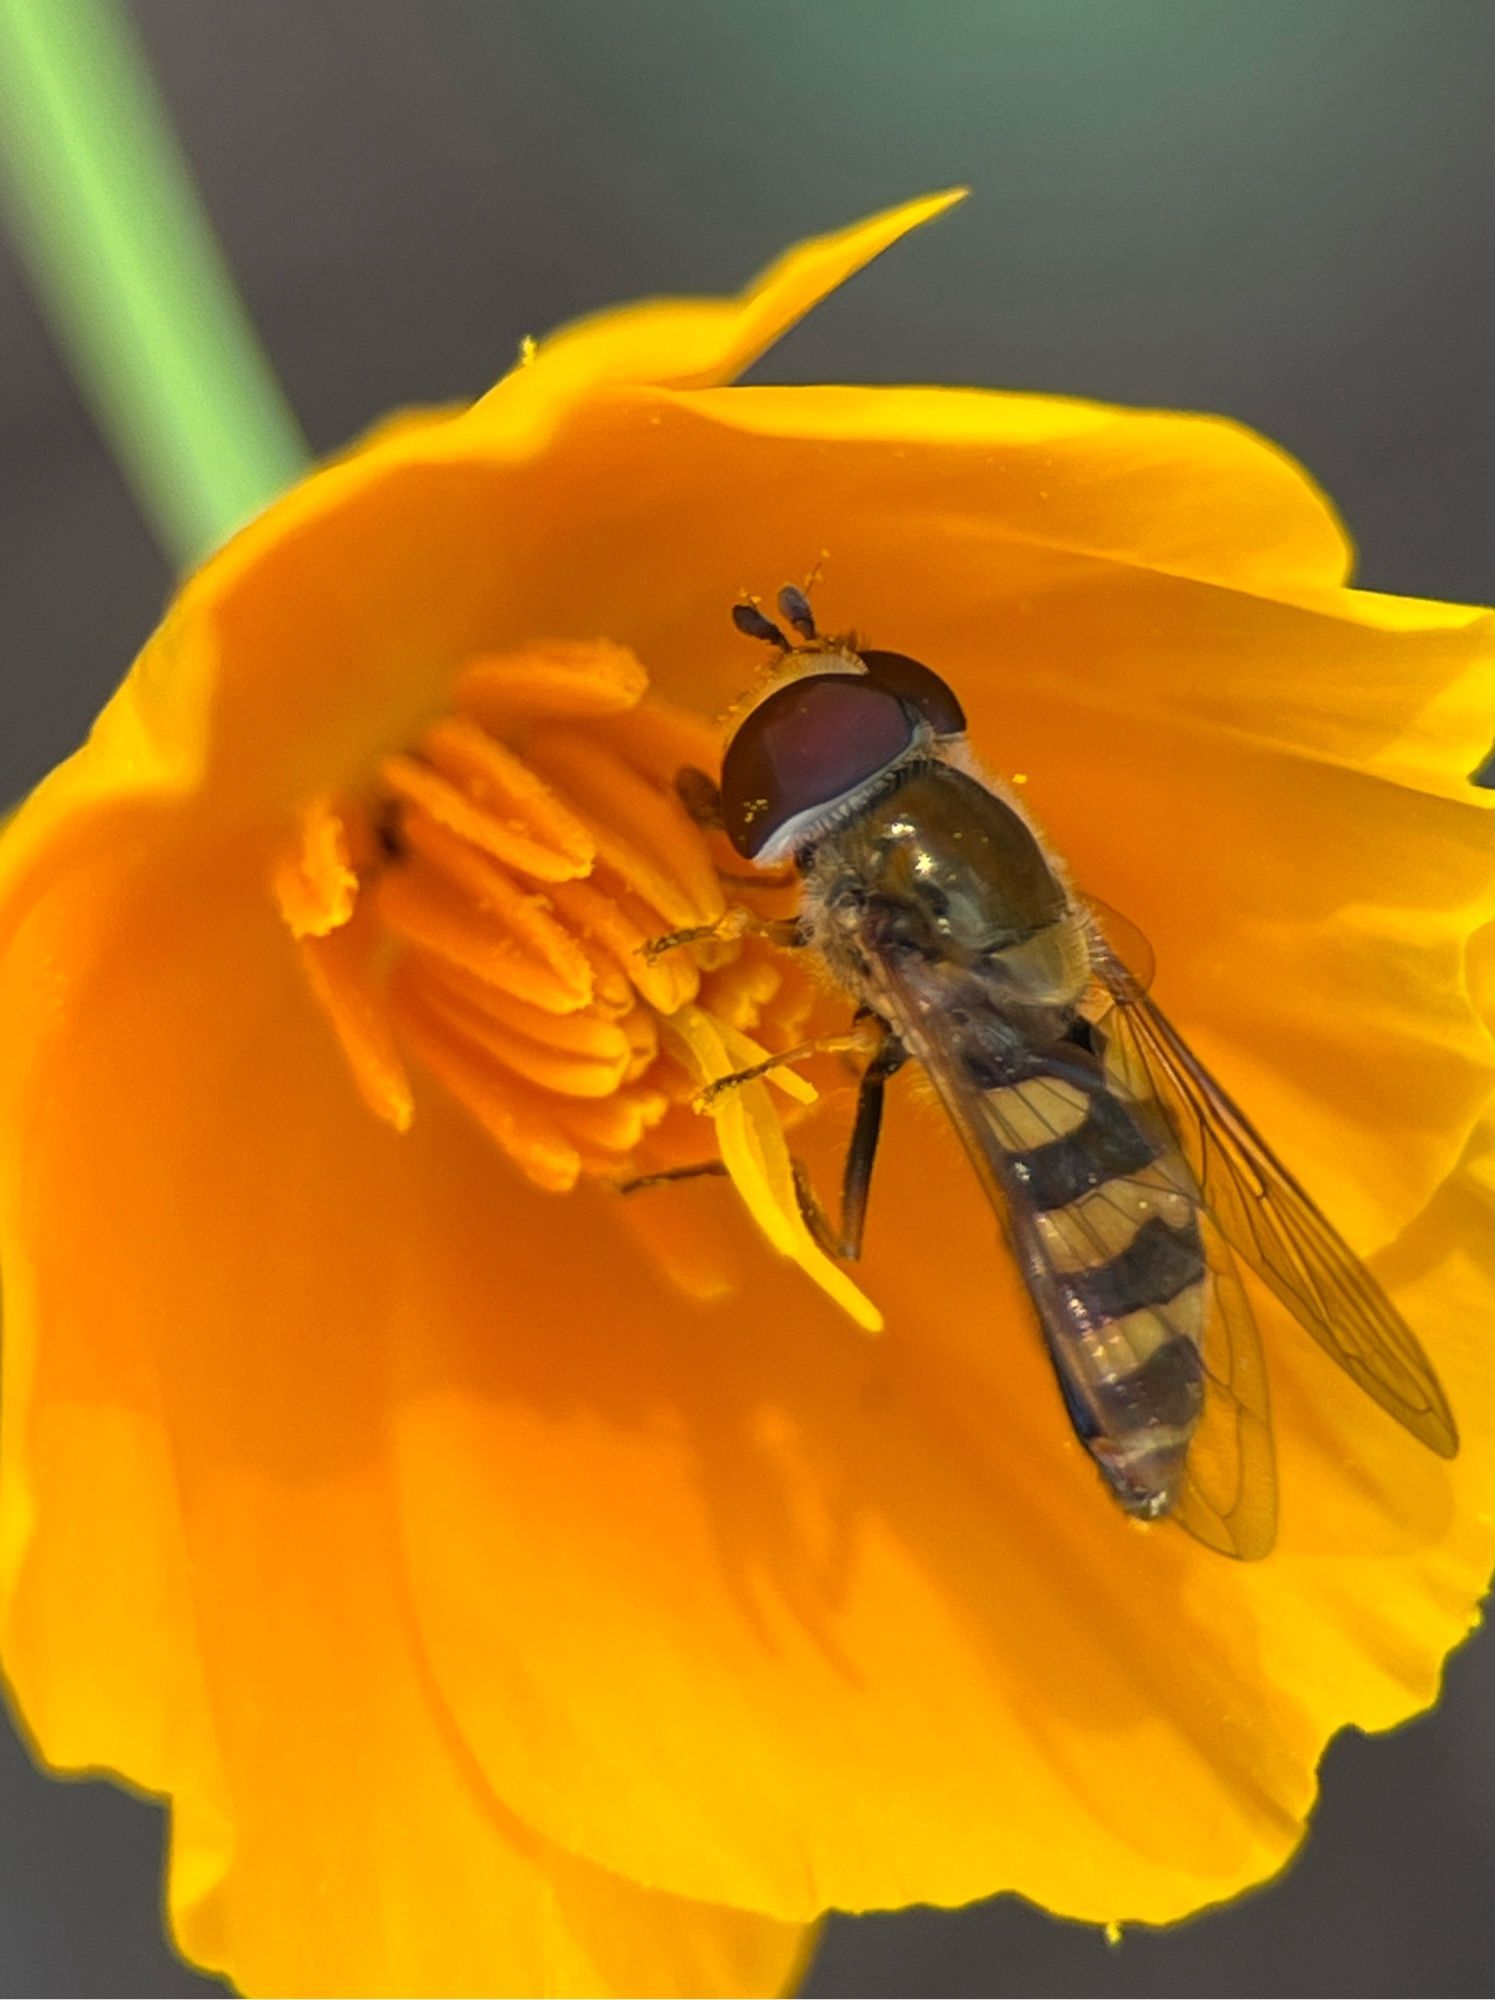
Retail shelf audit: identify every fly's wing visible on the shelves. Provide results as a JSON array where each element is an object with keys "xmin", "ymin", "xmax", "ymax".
[
  {"xmin": 1090, "ymin": 946, "xmax": 1459, "ymax": 1459},
  {"xmin": 875, "ymin": 958, "xmax": 1278, "ymax": 1559},
  {"xmin": 1175, "ymin": 1211, "xmax": 1277, "ymax": 1558},
  {"xmin": 1083, "ymin": 896, "xmax": 1155, "ymax": 992}
]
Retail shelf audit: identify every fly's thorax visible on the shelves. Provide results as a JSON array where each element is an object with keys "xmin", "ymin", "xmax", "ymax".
[{"xmin": 800, "ymin": 761, "xmax": 1088, "ymax": 1020}]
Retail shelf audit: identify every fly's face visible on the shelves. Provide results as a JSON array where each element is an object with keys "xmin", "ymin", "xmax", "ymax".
[{"xmin": 717, "ymin": 587, "xmax": 967, "ymax": 866}]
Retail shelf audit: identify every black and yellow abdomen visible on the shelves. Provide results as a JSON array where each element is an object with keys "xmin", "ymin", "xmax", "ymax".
[{"xmin": 988, "ymin": 1060, "xmax": 1209, "ymax": 1516}]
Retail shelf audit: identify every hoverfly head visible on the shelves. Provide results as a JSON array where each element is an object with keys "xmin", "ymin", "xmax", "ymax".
[{"xmin": 720, "ymin": 592, "xmax": 967, "ymax": 862}]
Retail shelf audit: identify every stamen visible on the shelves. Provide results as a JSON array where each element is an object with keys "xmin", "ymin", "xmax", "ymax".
[
  {"xmin": 274, "ymin": 636, "xmax": 880, "ymax": 1327},
  {"xmin": 394, "ymin": 815, "xmax": 595, "ymax": 1005},
  {"xmin": 704, "ymin": 952, "xmax": 784, "ymax": 1033},
  {"xmin": 554, "ymin": 1087, "xmax": 670, "ymax": 1155},
  {"xmin": 598, "ymin": 695, "xmax": 724, "ymax": 788},
  {"xmin": 454, "ymin": 638, "xmax": 648, "ymax": 727},
  {"xmin": 297, "ymin": 903, "xmax": 414, "ymax": 1132},
  {"xmin": 273, "ymin": 795, "xmax": 361, "ymax": 938},
  {"xmin": 418, "ymin": 962, "xmax": 633, "ymax": 1063},
  {"xmin": 619, "ymin": 1005, "xmax": 659, "ymax": 1080},
  {"xmin": 545, "ymin": 874, "xmax": 701, "ymax": 1015},
  {"xmin": 392, "ymin": 984, "xmax": 583, "ymax": 1194},
  {"xmin": 523, "ymin": 730, "xmax": 726, "ymax": 924},
  {"xmin": 381, "ymin": 726, "xmax": 594, "ymax": 883},
  {"xmin": 377, "ymin": 865, "xmax": 592, "ymax": 1014},
  {"xmin": 405, "ymin": 969, "xmax": 632, "ymax": 1100},
  {"xmin": 570, "ymin": 936, "xmax": 636, "ymax": 1018}
]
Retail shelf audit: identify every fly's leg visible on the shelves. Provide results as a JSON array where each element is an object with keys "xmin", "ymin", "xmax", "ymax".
[
  {"xmin": 692, "ymin": 1016, "xmax": 884, "ymax": 1112},
  {"xmin": 714, "ymin": 864, "xmax": 799, "ymax": 890},
  {"xmin": 792, "ymin": 1022, "xmax": 906, "ymax": 1261},
  {"xmin": 615, "ymin": 1159, "xmax": 730, "ymax": 1194},
  {"xmin": 619, "ymin": 1019, "xmax": 904, "ymax": 1264},
  {"xmin": 674, "ymin": 764, "xmax": 724, "ymax": 830},
  {"xmin": 641, "ymin": 907, "xmax": 805, "ymax": 963}
]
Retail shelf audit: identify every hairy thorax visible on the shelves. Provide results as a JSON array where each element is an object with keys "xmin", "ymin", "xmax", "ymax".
[{"xmin": 799, "ymin": 761, "xmax": 1092, "ymax": 1070}]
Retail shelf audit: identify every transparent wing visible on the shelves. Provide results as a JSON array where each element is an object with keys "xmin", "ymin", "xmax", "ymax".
[
  {"xmin": 1174, "ymin": 1212, "xmax": 1277, "ymax": 1559},
  {"xmin": 1091, "ymin": 946, "xmax": 1459, "ymax": 1459},
  {"xmin": 1083, "ymin": 896, "xmax": 1155, "ymax": 993}
]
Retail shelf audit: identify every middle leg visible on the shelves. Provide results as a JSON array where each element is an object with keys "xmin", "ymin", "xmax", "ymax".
[{"xmin": 792, "ymin": 1018, "xmax": 907, "ymax": 1262}]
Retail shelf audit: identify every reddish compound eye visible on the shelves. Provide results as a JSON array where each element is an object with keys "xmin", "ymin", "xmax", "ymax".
[
  {"xmin": 856, "ymin": 651, "xmax": 966, "ymax": 735},
  {"xmin": 720, "ymin": 673, "xmax": 918, "ymax": 859}
]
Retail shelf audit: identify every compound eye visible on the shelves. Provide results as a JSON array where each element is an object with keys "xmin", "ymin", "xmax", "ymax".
[
  {"xmin": 721, "ymin": 673, "xmax": 917, "ymax": 858},
  {"xmin": 857, "ymin": 651, "xmax": 966, "ymax": 736}
]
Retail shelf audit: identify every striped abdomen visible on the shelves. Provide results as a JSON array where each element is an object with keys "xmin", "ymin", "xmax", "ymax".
[{"xmin": 981, "ymin": 1060, "xmax": 1210, "ymax": 1518}]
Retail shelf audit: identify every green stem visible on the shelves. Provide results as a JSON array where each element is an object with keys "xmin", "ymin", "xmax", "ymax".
[{"xmin": 0, "ymin": 0, "xmax": 308, "ymax": 568}]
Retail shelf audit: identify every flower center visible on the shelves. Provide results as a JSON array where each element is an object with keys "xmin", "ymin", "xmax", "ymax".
[{"xmin": 271, "ymin": 638, "xmax": 880, "ymax": 1327}]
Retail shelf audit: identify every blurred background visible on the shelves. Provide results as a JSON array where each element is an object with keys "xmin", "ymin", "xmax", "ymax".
[{"xmin": 1, "ymin": 1, "xmax": 1492, "ymax": 1992}]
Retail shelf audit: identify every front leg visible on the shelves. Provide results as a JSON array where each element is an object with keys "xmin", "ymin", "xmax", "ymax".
[
  {"xmin": 692, "ymin": 1015, "xmax": 886, "ymax": 1112},
  {"xmin": 642, "ymin": 907, "xmax": 807, "ymax": 962}
]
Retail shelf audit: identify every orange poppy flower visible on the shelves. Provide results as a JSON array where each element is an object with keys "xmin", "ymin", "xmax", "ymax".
[{"xmin": 2, "ymin": 191, "xmax": 1494, "ymax": 1997}]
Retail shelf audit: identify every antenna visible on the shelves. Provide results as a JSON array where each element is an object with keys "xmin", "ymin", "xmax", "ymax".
[
  {"xmin": 731, "ymin": 600, "xmax": 787, "ymax": 647},
  {"xmin": 777, "ymin": 583, "xmax": 817, "ymax": 640}
]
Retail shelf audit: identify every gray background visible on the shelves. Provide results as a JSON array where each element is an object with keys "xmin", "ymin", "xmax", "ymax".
[{"xmin": 2, "ymin": 2, "xmax": 1493, "ymax": 1992}]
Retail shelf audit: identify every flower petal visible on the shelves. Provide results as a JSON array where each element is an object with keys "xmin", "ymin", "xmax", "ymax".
[
  {"xmin": 387, "ymin": 1074, "xmax": 1495, "ymax": 1925},
  {"xmin": 34, "ymin": 194, "xmax": 968, "ymax": 825},
  {"xmin": 653, "ymin": 380, "xmax": 1354, "ymax": 593},
  {"xmin": 475, "ymin": 189, "xmax": 968, "ymax": 416},
  {"xmin": 469, "ymin": 385, "xmax": 1454, "ymax": 723},
  {"xmin": 0, "ymin": 835, "xmax": 809, "ymax": 1996}
]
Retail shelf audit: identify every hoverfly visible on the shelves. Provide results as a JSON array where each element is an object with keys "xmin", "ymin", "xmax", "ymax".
[{"xmin": 672, "ymin": 584, "xmax": 1457, "ymax": 1559}]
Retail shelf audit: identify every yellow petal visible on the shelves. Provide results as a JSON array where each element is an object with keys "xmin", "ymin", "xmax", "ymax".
[
  {"xmin": 0, "ymin": 840, "xmax": 810, "ymax": 1996},
  {"xmin": 475, "ymin": 189, "xmax": 967, "ymax": 417},
  {"xmin": 658, "ymin": 378, "xmax": 1353, "ymax": 592}
]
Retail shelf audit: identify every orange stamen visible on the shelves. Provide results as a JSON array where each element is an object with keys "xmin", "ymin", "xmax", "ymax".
[
  {"xmin": 569, "ymin": 936, "xmax": 636, "ymax": 1018},
  {"xmin": 392, "ymin": 986, "xmax": 582, "ymax": 1195},
  {"xmin": 418, "ymin": 962, "xmax": 633, "ymax": 1063},
  {"xmin": 524, "ymin": 729, "xmax": 726, "ymax": 924},
  {"xmin": 275, "ymin": 635, "xmax": 879, "ymax": 1326},
  {"xmin": 407, "ymin": 972, "xmax": 632, "ymax": 1100},
  {"xmin": 377, "ymin": 866, "xmax": 590, "ymax": 1014},
  {"xmin": 553, "ymin": 1087, "xmax": 670, "ymax": 1155},
  {"xmin": 273, "ymin": 795, "xmax": 361, "ymax": 939},
  {"xmin": 619, "ymin": 1005, "xmax": 659, "ymax": 1080},
  {"xmin": 395, "ymin": 815, "xmax": 596, "ymax": 1004},
  {"xmin": 598, "ymin": 693, "xmax": 725, "ymax": 791},
  {"xmin": 297, "ymin": 901, "xmax": 414, "ymax": 1132},
  {"xmin": 546, "ymin": 873, "xmax": 700, "ymax": 1016},
  {"xmin": 453, "ymin": 638, "xmax": 648, "ymax": 727},
  {"xmin": 381, "ymin": 729, "xmax": 593, "ymax": 883}
]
